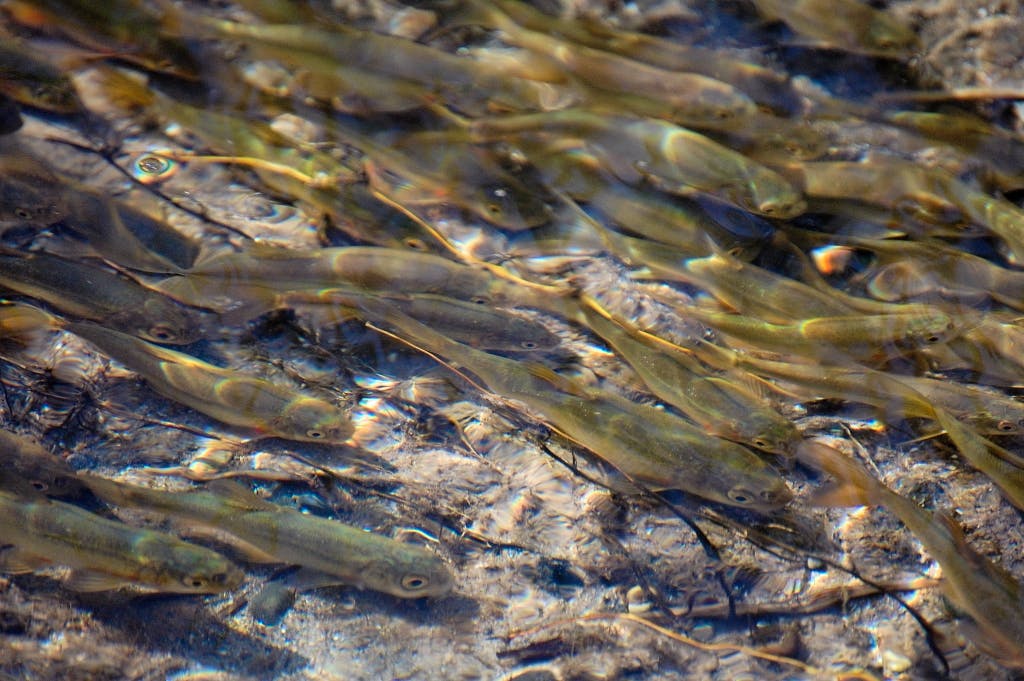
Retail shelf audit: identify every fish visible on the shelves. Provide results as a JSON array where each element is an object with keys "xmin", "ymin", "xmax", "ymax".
[
  {"xmin": 579, "ymin": 297, "xmax": 800, "ymax": 456},
  {"xmin": 96, "ymin": 67, "xmax": 356, "ymax": 192},
  {"xmin": 284, "ymin": 289, "xmax": 561, "ymax": 353},
  {"xmin": 468, "ymin": 1, "xmax": 758, "ymax": 123},
  {"xmin": 695, "ymin": 340, "xmax": 1024, "ymax": 510},
  {"xmin": 799, "ymin": 440, "xmax": 1024, "ymax": 669},
  {"xmin": 5, "ymin": 0, "xmax": 200, "ymax": 79},
  {"xmin": 518, "ymin": 143, "xmax": 774, "ymax": 257},
  {"xmin": 0, "ymin": 302, "xmax": 352, "ymax": 444},
  {"xmin": 0, "ymin": 429, "xmax": 87, "ymax": 499},
  {"xmin": 0, "ymin": 38, "xmax": 84, "ymax": 114},
  {"xmin": 748, "ymin": 0, "xmax": 919, "ymax": 59},
  {"xmin": 96, "ymin": 69, "xmax": 435, "ymax": 251},
  {"xmin": 676, "ymin": 247, "xmax": 855, "ymax": 324},
  {"xmin": 236, "ymin": 37, "xmax": 436, "ymax": 115},
  {"xmin": 0, "ymin": 140, "xmax": 70, "ymax": 227},
  {"xmin": 0, "ymin": 248, "xmax": 212, "ymax": 343},
  {"xmin": 62, "ymin": 319, "xmax": 354, "ymax": 444},
  {"xmin": 162, "ymin": 244, "xmax": 567, "ymax": 315},
  {"xmin": 694, "ymin": 339, "xmax": 1024, "ymax": 437},
  {"xmin": 319, "ymin": 117, "xmax": 553, "ymax": 231},
  {"xmin": 448, "ymin": 107, "xmax": 806, "ymax": 219},
  {"xmin": 59, "ymin": 188, "xmax": 200, "ymax": 272},
  {"xmin": 781, "ymin": 158, "xmax": 1024, "ymax": 263},
  {"xmin": 357, "ymin": 298, "xmax": 792, "ymax": 511},
  {"xmin": 160, "ymin": 11, "xmax": 576, "ymax": 114},
  {"xmin": 0, "ymin": 140, "xmax": 197, "ymax": 272},
  {"xmin": 885, "ymin": 110, "xmax": 1024, "ymax": 191},
  {"xmin": 786, "ymin": 227, "xmax": 1024, "ymax": 310},
  {"xmin": 685, "ymin": 307, "xmax": 959, "ymax": 364},
  {"xmin": 0, "ymin": 473, "xmax": 242, "ymax": 593},
  {"xmin": 79, "ymin": 475, "xmax": 454, "ymax": 599},
  {"xmin": 458, "ymin": 0, "xmax": 804, "ymax": 115}
]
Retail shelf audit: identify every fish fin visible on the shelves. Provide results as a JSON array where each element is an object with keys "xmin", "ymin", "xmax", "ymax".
[
  {"xmin": 805, "ymin": 481, "xmax": 872, "ymax": 508},
  {"xmin": 277, "ymin": 566, "xmax": 347, "ymax": 593},
  {"xmin": 0, "ymin": 301, "xmax": 58, "ymax": 351},
  {"xmin": 92, "ymin": 67, "xmax": 155, "ymax": 112},
  {"xmin": 710, "ymin": 373, "xmax": 772, "ymax": 401},
  {"xmin": 933, "ymin": 511, "xmax": 973, "ymax": 555},
  {"xmin": 65, "ymin": 570, "xmax": 131, "ymax": 592},
  {"xmin": 205, "ymin": 480, "xmax": 279, "ymax": 512},
  {"xmin": 0, "ymin": 546, "xmax": 50, "ymax": 573},
  {"xmin": 180, "ymin": 524, "xmax": 281, "ymax": 563},
  {"xmin": 797, "ymin": 440, "xmax": 878, "ymax": 507},
  {"xmin": 524, "ymin": 362, "xmax": 590, "ymax": 397},
  {"xmin": 249, "ymin": 580, "xmax": 298, "ymax": 625}
]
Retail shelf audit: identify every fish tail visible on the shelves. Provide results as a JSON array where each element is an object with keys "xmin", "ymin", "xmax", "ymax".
[
  {"xmin": 0, "ymin": 301, "xmax": 59, "ymax": 351},
  {"xmin": 92, "ymin": 67, "xmax": 157, "ymax": 112},
  {"xmin": 796, "ymin": 439, "xmax": 883, "ymax": 507}
]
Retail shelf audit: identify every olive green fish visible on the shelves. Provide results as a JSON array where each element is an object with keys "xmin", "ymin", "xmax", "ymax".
[
  {"xmin": 449, "ymin": 107, "xmax": 806, "ymax": 219},
  {"xmin": 0, "ymin": 474, "xmax": 242, "ymax": 593},
  {"xmin": 801, "ymin": 440, "xmax": 1024, "ymax": 669},
  {"xmin": 61, "ymin": 319, "xmax": 353, "ymax": 444},
  {"xmin": 80, "ymin": 475, "xmax": 454, "ymax": 599},
  {"xmin": 579, "ymin": 298, "xmax": 799, "ymax": 456},
  {"xmin": 749, "ymin": 0, "xmax": 919, "ymax": 59},
  {"xmin": 359, "ymin": 298, "xmax": 791, "ymax": 511},
  {"xmin": 0, "ymin": 248, "xmax": 212, "ymax": 343}
]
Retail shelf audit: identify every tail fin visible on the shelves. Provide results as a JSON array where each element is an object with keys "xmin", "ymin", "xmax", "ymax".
[
  {"xmin": 92, "ymin": 67, "xmax": 157, "ymax": 113},
  {"xmin": 0, "ymin": 301, "xmax": 60, "ymax": 352},
  {"xmin": 797, "ymin": 439, "xmax": 882, "ymax": 507}
]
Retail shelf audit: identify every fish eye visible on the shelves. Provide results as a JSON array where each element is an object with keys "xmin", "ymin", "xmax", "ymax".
[
  {"xmin": 520, "ymin": 340, "xmax": 538, "ymax": 350},
  {"xmin": 403, "ymin": 238, "xmax": 429, "ymax": 251},
  {"xmin": 13, "ymin": 207, "xmax": 32, "ymax": 220},
  {"xmin": 727, "ymin": 487, "xmax": 755, "ymax": 505},
  {"xmin": 753, "ymin": 438, "xmax": 770, "ymax": 449},
  {"xmin": 148, "ymin": 324, "xmax": 178, "ymax": 342},
  {"xmin": 998, "ymin": 420, "xmax": 1016, "ymax": 432},
  {"xmin": 401, "ymin": 574, "xmax": 429, "ymax": 591},
  {"xmin": 182, "ymin": 576, "xmax": 208, "ymax": 589},
  {"xmin": 469, "ymin": 296, "xmax": 490, "ymax": 305},
  {"xmin": 924, "ymin": 334, "xmax": 942, "ymax": 344},
  {"xmin": 306, "ymin": 429, "xmax": 325, "ymax": 440},
  {"xmin": 30, "ymin": 480, "xmax": 48, "ymax": 492}
]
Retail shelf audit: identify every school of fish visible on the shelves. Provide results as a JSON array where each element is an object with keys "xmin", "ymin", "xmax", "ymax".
[{"xmin": 1, "ymin": 0, "xmax": 1024, "ymax": 677}]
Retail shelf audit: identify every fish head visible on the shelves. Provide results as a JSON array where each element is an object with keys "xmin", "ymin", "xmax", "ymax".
[
  {"xmin": 864, "ymin": 17, "xmax": 920, "ymax": 58},
  {"xmin": 0, "ymin": 177, "xmax": 65, "ymax": 226},
  {"xmin": 688, "ymin": 439, "xmax": 794, "ymax": 511},
  {"xmin": 752, "ymin": 189, "xmax": 806, "ymax": 220},
  {"xmin": 724, "ymin": 476, "xmax": 794, "ymax": 511},
  {"xmin": 898, "ymin": 310, "xmax": 960, "ymax": 348},
  {"xmin": 748, "ymin": 420, "xmax": 801, "ymax": 458},
  {"xmin": 25, "ymin": 79, "xmax": 82, "ymax": 114},
  {"xmin": 686, "ymin": 85, "xmax": 758, "ymax": 124},
  {"xmin": 470, "ymin": 181, "xmax": 552, "ymax": 230},
  {"xmin": 965, "ymin": 410, "xmax": 1024, "ymax": 437},
  {"xmin": 147, "ymin": 544, "xmax": 245, "ymax": 594},
  {"xmin": 361, "ymin": 547, "xmax": 455, "ymax": 599},
  {"xmin": 273, "ymin": 396, "xmax": 354, "ymax": 444},
  {"xmin": 127, "ymin": 300, "xmax": 217, "ymax": 345}
]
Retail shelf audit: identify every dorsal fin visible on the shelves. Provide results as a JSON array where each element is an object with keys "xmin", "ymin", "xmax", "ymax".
[
  {"xmin": 205, "ymin": 480, "xmax": 279, "ymax": 512},
  {"xmin": 525, "ymin": 362, "xmax": 591, "ymax": 398}
]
